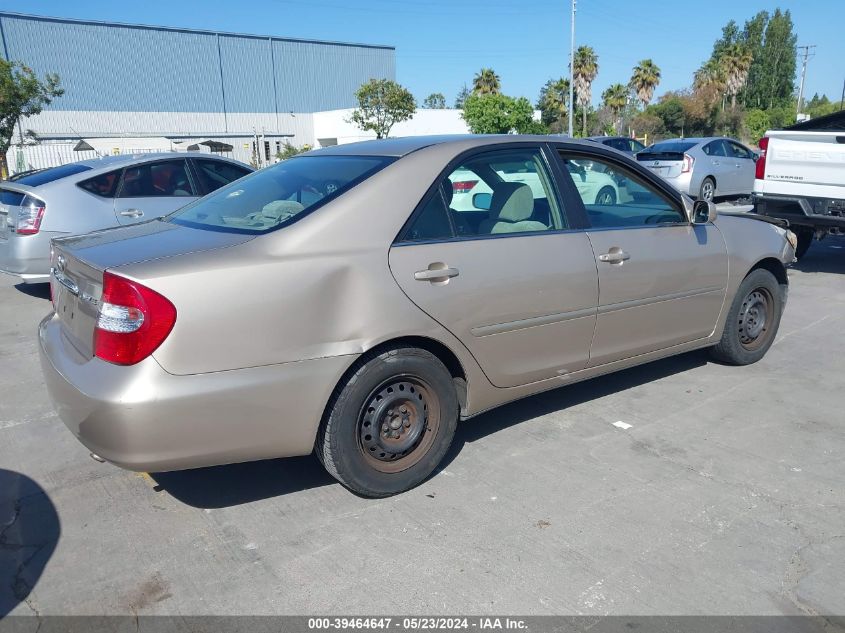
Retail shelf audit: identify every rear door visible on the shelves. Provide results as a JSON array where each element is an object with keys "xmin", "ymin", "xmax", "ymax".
[
  {"xmin": 702, "ymin": 140, "xmax": 737, "ymax": 194},
  {"xmin": 114, "ymin": 159, "xmax": 199, "ymax": 225},
  {"xmin": 389, "ymin": 144, "xmax": 598, "ymax": 388},
  {"xmin": 556, "ymin": 149, "xmax": 728, "ymax": 367}
]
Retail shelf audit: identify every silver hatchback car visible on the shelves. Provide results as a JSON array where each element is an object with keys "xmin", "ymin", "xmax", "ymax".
[
  {"xmin": 39, "ymin": 136, "xmax": 796, "ymax": 498},
  {"xmin": 0, "ymin": 153, "xmax": 252, "ymax": 283},
  {"xmin": 636, "ymin": 137, "xmax": 757, "ymax": 201}
]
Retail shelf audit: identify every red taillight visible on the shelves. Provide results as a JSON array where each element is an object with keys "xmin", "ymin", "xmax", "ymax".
[
  {"xmin": 452, "ymin": 180, "xmax": 478, "ymax": 193},
  {"xmin": 681, "ymin": 154, "xmax": 694, "ymax": 173},
  {"xmin": 755, "ymin": 136, "xmax": 769, "ymax": 180},
  {"xmin": 16, "ymin": 204, "xmax": 46, "ymax": 235},
  {"xmin": 93, "ymin": 271, "xmax": 177, "ymax": 365}
]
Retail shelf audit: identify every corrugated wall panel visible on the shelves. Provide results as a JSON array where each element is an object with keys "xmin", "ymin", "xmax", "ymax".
[
  {"xmin": 218, "ymin": 34, "xmax": 276, "ymax": 113},
  {"xmin": 0, "ymin": 14, "xmax": 224, "ymax": 112},
  {"xmin": 273, "ymin": 39, "xmax": 395, "ymax": 111}
]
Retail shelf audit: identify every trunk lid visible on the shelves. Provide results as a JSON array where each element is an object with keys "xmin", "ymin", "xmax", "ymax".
[{"xmin": 50, "ymin": 220, "xmax": 255, "ymax": 359}]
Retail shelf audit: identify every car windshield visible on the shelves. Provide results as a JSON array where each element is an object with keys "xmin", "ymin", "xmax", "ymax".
[
  {"xmin": 10, "ymin": 163, "xmax": 92, "ymax": 186},
  {"xmin": 169, "ymin": 155, "xmax": 393, "ymax": 234}
]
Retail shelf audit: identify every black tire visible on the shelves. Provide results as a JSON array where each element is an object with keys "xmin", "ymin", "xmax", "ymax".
[
  {"xmin": 699, "ymin": 177, "xmax": 716, "ymax": 202},
  {"xmin": 794, "ymin": 228, "xmax": 813, "ymax": 260},
  {"xmin": 710, "ymin": 268, "xmax": 784, "ymax": 365},
  {"xmin": 316, "ymin": 347, "xmax": 459, "ymax": 497},
  {"xmin": 595, "ymin": 186, "xmax": 616, "ymax": 205}
]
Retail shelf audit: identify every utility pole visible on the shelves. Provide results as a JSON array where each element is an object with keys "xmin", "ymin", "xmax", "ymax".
[
  {"xmin": 795, "ymin": 44, "xmax": 816, "ymax": 120},
  {"xmin": 568, "ymin": 0, "xmax": 576, "ymax": 137}
]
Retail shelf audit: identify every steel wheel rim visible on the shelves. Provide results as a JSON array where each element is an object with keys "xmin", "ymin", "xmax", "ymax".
[
  {"xmin": 357, "ymin": 376, "xmax": 441, "ymax": 474},
  {"xmin": 737, "ymin": 287, "xmax": 774, "ymax": 350},
  {"xmin": 702, "ymin": 181, "xmax": 714, "ymax": 201}
]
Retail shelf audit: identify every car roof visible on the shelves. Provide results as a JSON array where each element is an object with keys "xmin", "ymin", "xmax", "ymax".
[
  {"xmin": 73, "ymin": 152, "xmax": 242, "ymax": 169},
  {"xmin": 307, "ymin": 134, "xmax": 600, "ymax": 158}
]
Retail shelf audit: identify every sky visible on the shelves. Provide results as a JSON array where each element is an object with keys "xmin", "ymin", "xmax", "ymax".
[{"xmin": 4, "ymin": 0, "xmax": 844, "ymax": 108}]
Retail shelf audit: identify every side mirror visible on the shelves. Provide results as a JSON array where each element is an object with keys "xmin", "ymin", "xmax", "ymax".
[
  {"xmin": 472, "ymin": 192, "xmax": 492, "ymax": 211},
  {"xmin": 693, "ymin": 199, "xmax": 717, "ymax": 224}
]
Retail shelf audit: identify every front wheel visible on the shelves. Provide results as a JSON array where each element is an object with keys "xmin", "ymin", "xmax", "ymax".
[
  {"xmin": 316, "ymin": 347, "xmax": 459, "ymax": 497},
  {"xmin": 595, "ymin": 186, "xmax": 616, "ymax": 205},
  {"xmin": 710, "ymin": 268, "xmax": 784, "ymax": 365}
]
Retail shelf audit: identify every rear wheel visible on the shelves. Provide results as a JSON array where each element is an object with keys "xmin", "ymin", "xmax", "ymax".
[
  {"xmin": 595, "ymin": 186, "xmax": 616, "ymax": 205},
  {"xmin": 794, "ymin": 228, "xmax": 813, "ymax": 260},
  {"xmin": 316, "ymin": 347, "xmax": 458, "ymax": 497},
  {"xmin": 699, "ymin": 177, "xmax": 716, "ymax": 202},
  {"xmin": 710, "ymin": 268, "xmax": 783, "ymax": 365}
]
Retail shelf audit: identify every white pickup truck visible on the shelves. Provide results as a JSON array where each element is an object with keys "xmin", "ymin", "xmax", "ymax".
[{"xmin": 752, "ymin": 112, "xmax": 845, "ymax": 258}]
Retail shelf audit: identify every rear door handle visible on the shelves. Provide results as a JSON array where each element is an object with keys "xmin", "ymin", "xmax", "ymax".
[
  {"xmin": 119, "ymin": 209, "xmax": 144, "ymax": 218},
  {"xmin": 598, "ymin": 250, "xmax": 630, "ymax": 264},
  {"xmin": 414, "ymin": 265, "xmax": 460, "ymax": 282}
]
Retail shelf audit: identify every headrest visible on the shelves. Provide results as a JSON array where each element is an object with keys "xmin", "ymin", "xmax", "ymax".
[
  {"xmin": 490, "ymin": 182, "xmax": 533, "ymax": 223},
  {"xmin": 261, "ymin": 200, "xmax": 305, "ymax": 220},
  {"xmin": 441, "ymin": 180, "xmax": 453, "ymax": 207}
]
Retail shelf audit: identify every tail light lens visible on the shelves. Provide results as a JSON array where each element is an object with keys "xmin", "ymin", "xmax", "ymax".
[
  {"xmin": 681, "ymin": 154, "xmax": 694, "ymax": 173},
  {"xmin": 451, "ymin": 180, "xmax": 478, "ymax": 193},
  {"xmin": 16, "ymin": 196, "xmax": 46, "ymax": 235},
  {"xmin": 755, "ymin": 137, "xmax": 769, "ymax": 180},
  {"xmin": 94, "ymin": 271, "xmax": 177, "ymax": 365}
]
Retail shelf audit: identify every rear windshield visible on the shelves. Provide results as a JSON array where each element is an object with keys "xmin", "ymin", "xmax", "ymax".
[
  {"xmin": 169, "ymin": 155, "xmax": 393, "ymax": 234},
  {"xmin": 10, "ymin": 163, "xmax": 92, "ymax": 187},
  {"xmin": 0, "ymin": 189, "xmax": 25, "ymax": 206},
  {"xmin": 638, "ymin": 141, "xmax": 697, "ymax": 160}
]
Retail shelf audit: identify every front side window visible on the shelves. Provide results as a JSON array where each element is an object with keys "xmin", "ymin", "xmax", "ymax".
[
  {"xmin": 440, "ymin": 148, "xmax": 564, "ymax": 237},
  {"xmin": 192, "ymin": 159, "xmax": 252, "ymax": 194},
  {"xmin": 119, "ymin": 160, "xmax": 195, "ymax": 198},
  {"xmin": 559, "ymin": 153, "xmax": 685, "ymax": 228},
  {"xmin": 728, "ymin": 141, "xmax": 751, "ymax": 159},
  {"xmin": 170, "ymin": 155, "xmax": 392, "ymax": 234}
]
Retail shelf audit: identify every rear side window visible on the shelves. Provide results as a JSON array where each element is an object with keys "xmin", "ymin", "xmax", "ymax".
[
  {"xmin": 11, "ymin": 163, "xmax": 92, "ymax": 187},
  {"xmin": 78, "ymin": 170, "xmax": 121, "ymax": 198},
  {"xmin": 402, "ymin": 186, "xmax": 454, "ymax": 242},
  {"xmin": 192, "ymin": 159, "xmax": 252, "ymax": 194},
  {"xmin": 170, "ymin": 155, "xmax": 393, "ymax": 234},
  {"xmin": 704, "ymin": 140, "xmax": 728, "ymax": 157},
  {"xmin": 119, "ymin": 160, "xmax": 195, "ymax": 198}
]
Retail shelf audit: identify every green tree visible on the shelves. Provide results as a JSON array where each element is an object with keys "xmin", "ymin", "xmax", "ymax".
[
  {"xmin": 349, "ymin": 79, "xmax": 416, "ymax": 139},
  {"xmin": 422, "ymin": 92, "xmax": 446, "ymax": 109},
  {"xmin": 275, "ymin": 142, "xmax": 312, "ymax": 161},
  {"xmin": 573, "ymin": 46, "xmax": 599, "ymax": 136},
  {"xmin": 601, "ymin": 83, "xmax": 628, "ymax": 133},
  {"xmin": 739, "ymin": 10, "xmax": 769, "ymax": 107},
  {"xmin": 757, "ymin": 8, "xmax": 797, "ymax": 109},
  {"xmin": 472, "ymin": 68, "xmax": 501, "ymax": 95},
  {"xmin": 721, "ymin": 43, "xmax": 753, "ymax": 109},
  {"xmin": 454, "ymin": 84, "xmax": 471, "ymax": 109},
  {"xmin": 537, "ymin": 77, "xmax": 570, "ymax": 132},
  {"xmin": 630, "ymin": 59, "xmax": 661, "ymax": 108},
  {"xmin": 0, "ymin": 58, "xmax": 63, "ymax": 178},
  {"xmin": 744, "ymin": 109, "xmax": 771, "ymax": 141},
  {"xmin": 461, "ymin": 93, "xmax": 538, "ymax": 134}
]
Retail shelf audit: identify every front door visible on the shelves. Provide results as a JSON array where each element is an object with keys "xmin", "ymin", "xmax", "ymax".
[
  {"xmin": 389, "ymin": 146, "xmax": 598, "ymax": 388},
  {"xmin": 114, "ymin": 159, "xmax": 199, "ymax": 225},
  {"xmin": 557, "ymin": 151, "xmax": 729, "ymax": 367}
]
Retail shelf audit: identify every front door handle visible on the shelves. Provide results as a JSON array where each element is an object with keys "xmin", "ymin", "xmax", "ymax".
[
  {"xmin": 598, "ymin": 249, "xmax": 630, "ymax": 264},
  {"xmin": 414, "ymin": 264, "xmax": 460, "ymax": 283},
  {"xmin": 119, "ymin": 209, "xmax": 144, "ymax": 218}
]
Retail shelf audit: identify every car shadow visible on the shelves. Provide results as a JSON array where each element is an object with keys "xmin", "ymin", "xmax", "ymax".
[
  {"xmin": 152, "ymin": 350, "xmax": 709, "ymax": 508},
  {"xmin": 793, "ymin": 236, "xmax": 845, "ymax": 275},
  {"xmin": 13, "ymin": 282, "xmax": 51, "ymax": 301},
  {"xmin": 0, "ymin": 469, "xmax": 61, "ymax": 617}
]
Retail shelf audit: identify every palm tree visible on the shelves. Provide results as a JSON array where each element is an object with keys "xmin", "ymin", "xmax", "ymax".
[
  {"xmin": 630, "ymin": 59, "xmax": 661, "ymax": 108},
  {"xmin": 573, "ymin": 46, "xmax": 599, "ymax": 136},
  {"xmin": 541, "ymin": 77, "xmax": 570, "ymax": 131},
  {"xmin": 720, "ymin": 44, "xmax": 753, "ymax": 109},
  {"xmin": 693, "ymin": 58, "xmax": 726, "ymax": 107},
  {"xmin": 473, "ymin": 68, "xmax": 501, "ymax": 95},
  {"xmin": 601, "ymin": 83, "xmax": 628, "ymax": 133}
]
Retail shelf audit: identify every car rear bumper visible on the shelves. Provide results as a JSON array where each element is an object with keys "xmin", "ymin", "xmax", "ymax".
[
  {"xmin": 38, "ymin": 313, "xmax": 356, "ymax": 472},
  {"xmin": 752, "ymin": 192, "xmax": 845, "ymax": 229},
  {"xmin": 0, "ymin": 230, "xmax": 60, "ymax": 283}
]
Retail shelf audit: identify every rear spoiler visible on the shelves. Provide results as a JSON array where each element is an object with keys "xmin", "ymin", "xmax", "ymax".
[{"xmin": 718, "ymin": 209, "xmax": 789, "ymax": 229}]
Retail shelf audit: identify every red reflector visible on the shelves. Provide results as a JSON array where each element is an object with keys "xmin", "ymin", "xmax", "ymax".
[
  {"xmin": 94, "ymin": 271, "xmax": 176, "ymax": 365},
  {"xmin": 452, "ymin": 180, "xmax": 478, "ymax": 192},
  {"xmin": 755, "ymin": 136, "xmax": 769, "ymax": 180}
]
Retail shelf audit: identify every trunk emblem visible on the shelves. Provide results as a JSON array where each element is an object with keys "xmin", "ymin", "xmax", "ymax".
[{"xmin": 653, "ymin": 161, "xmax": 660, "ymax": 166}]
